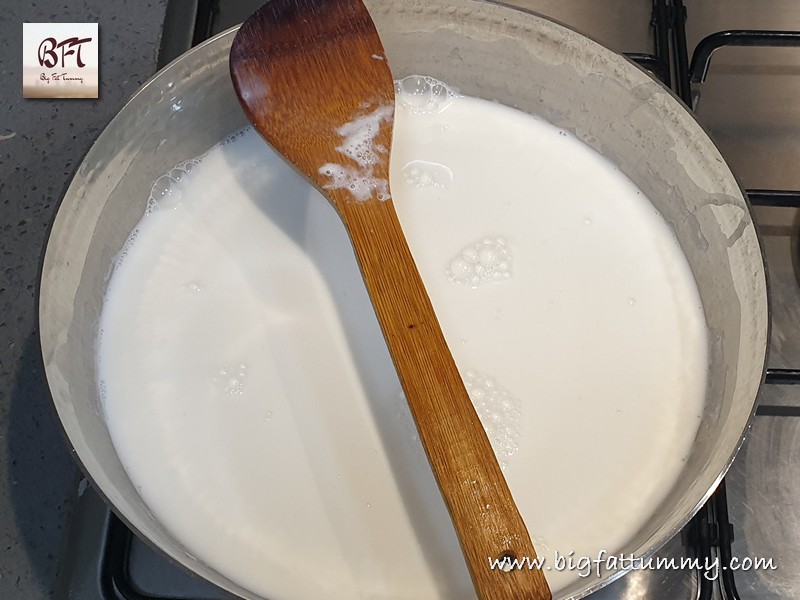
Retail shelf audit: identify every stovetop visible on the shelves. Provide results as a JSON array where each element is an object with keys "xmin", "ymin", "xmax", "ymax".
[{"xmin": 54, "ymin": 1, "xmax": 800, "ymax": 599}]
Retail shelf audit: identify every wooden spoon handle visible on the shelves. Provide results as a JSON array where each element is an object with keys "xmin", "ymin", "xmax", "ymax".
[{"xmin": 339, "ymin": 194, "xmax": 552, "ymax": 600}]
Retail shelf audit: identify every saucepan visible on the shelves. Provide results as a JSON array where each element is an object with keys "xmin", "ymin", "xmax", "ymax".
[{"xmin": 39, "ymin": 0, "xmax": 769, "ymax": 598}]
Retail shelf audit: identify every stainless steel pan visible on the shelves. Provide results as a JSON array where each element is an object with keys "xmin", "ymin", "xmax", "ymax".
[{"xmin": 39, "ymin": 1, "xmax": 769, "ymax": 598}]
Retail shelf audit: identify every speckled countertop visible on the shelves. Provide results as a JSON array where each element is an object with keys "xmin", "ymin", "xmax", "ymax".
[{"xmin": 0, "ymin": 2, "xmax": 167, "ymax": 597}]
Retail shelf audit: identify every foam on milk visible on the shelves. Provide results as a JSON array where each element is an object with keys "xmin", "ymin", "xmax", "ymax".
[
  {"xmin": 319, "ymin": 104, "xmax": 393, "ymax": 201},
  {"xmin": 447, "ymin": 237, "xmax": 512, "ymax": 287},
  {"xmin": 98, "ymin": 77, "xmax": 708, "ymax": 599},
  {"xmin": 402, "ymin": 160, "xmax": 454, "ymax": 190},
  {"xmin": 463, "ymin": 369, "xmax": 521, "ymax": 470},
  {"xmin": 395, "ymin": 75, "xmax": 459, "ymax": 114}
]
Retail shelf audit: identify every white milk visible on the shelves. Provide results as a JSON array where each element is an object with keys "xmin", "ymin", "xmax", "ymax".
[{"xmin": 97, "ymin": 77, "xmax": 707, "ymax": 599}]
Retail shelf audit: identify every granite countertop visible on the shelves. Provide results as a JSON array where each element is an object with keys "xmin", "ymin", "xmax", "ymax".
[{"xmin": 0, "ymin": 2, "xmax": 168, "ymax": 597}]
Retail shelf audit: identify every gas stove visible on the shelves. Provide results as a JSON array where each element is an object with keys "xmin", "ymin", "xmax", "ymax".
[{"xmin": 55, "ymin": 1, "xmax": 800, "ymax": 598}]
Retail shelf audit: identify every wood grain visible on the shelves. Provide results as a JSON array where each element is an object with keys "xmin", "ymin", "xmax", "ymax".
[{"xmin": 230, "ymin": 2, "xmax": 551, "ymax": 598}]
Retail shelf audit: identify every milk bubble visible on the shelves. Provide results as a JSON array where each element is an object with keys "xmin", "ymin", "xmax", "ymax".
[
  {"xmin": 394, "ymin": 75, "xmax": 459, "ymax": 115},
  {"xmin": 146, "ymin": 158, "xmax": 203, "ymax": 213},
  {"xmin": 401, "ymin": 160, "xmax": 453, "ymax": 190},
  {"xmin": 213, "ymin": 363, "xmax": 248, "ymax": 396},
  {"xmin": 447, "ymin": 237, "xmax": 512, "ymax": 287},
  {"xmin": 463, "ymin": 369, "xmax": 521, "ymax": 470},
  {"xmin": 181, "ymin": 281, "xmax": 204, "ymax": 294}
]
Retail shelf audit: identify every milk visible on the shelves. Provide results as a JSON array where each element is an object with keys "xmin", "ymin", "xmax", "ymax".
[{"xmin": 97, "ymin": 77, "xmax": 707, "ymax": 599}]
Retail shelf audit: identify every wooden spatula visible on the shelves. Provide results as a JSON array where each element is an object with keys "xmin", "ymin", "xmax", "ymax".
[{"xmin": 230, "ymin": 2, "xmax": 551, "ymax": 598}]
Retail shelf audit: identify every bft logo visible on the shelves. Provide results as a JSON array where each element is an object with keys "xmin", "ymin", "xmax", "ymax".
[
  {"xmin": 38, "ymin": 36, "xmax": 93, "ymax": 69},
  {"xmin": 23, "ymin": 23, "xmax": 99, "ymax": 98}
]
